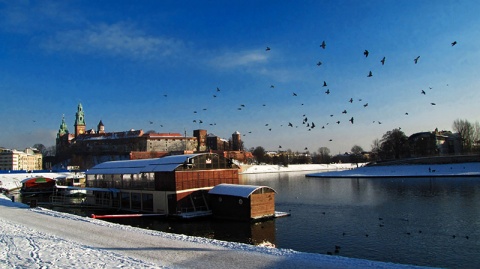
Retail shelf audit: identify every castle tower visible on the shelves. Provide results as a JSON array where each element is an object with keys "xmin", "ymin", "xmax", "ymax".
[
  {"xmin": 97, "ymin": 120, "xmax": 105, "ymax": 134},
  {"xmin": 193, "ymin": 129, "xmax": 207, "ymax": 151},
  {"xmin": 232, "ymin": 131, "xmax": 242, "ymax": 151},
  {"xmin": 57, "ymin": 114, "xmax": 69, "ymax": 138},
  {"xmin": 74, "ymin": 103, "xmax": 86, "ymax": 137}
]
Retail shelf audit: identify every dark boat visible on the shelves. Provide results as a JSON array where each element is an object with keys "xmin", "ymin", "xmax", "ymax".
[{"xmin": 20, "ymin": 177, "xmax": 56, "ymax": 196}]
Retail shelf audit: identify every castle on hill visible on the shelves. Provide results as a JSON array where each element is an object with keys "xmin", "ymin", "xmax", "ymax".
[{"xmin": 55, "ymin": 103, "xmax": 252, "ymax": 169}]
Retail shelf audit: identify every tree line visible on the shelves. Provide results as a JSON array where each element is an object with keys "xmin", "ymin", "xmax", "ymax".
[{"xmin": 250, "ymin": 118, "xmax": 480, "ymax": 165}]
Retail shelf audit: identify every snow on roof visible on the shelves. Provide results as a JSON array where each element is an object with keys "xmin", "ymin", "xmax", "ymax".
[
  {"xmin": 209, "ymin": 183, "xmax": 276, "ymax": 198},
  {"xmin": 86, "ymin": 154, "xmax": 204, "ymax": 175}
]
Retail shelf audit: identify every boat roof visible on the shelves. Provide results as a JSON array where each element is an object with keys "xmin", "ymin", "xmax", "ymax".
[
  {"xmin": 208, "ymin": 183, "xmax": 276, "ymax": 198},
  {"xmin": 20, "ymin": 177, "xmax": 55, "ymax": 183},
  {"xmin": 86, "ymin": 153, "xmax": 206, "ymax": 175}
]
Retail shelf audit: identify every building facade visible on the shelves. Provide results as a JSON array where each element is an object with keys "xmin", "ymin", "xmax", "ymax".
[
  {"xmin": 408, "ymin": 128, "xmax": 462, "ymax": 156},
  {"xmin": 0, "ymin": 147, "xmax": 43, "ymax": 171}
]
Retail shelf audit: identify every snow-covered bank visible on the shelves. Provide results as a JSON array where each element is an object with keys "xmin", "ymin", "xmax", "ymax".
[
  {"xmin": 0, "ymin": 195, "xmax": 432, "ymax": 269},
  {"xmin": 240, "ymin": 163, "xmax": 362, "ymax": 174},
  {"xmin": 307, "ymin": 162, "xmax": 480, "ymax": 178}
]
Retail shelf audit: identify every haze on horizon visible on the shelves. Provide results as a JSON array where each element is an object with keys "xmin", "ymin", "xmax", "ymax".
[{"xmin": 1, "ymin": 1, "xmax": 479, "ymax": 154}]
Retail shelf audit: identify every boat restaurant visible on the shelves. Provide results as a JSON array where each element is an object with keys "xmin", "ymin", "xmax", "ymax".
[{"xmin": 85, "ymin": 153, "xmax": 240, "ymax": 218}]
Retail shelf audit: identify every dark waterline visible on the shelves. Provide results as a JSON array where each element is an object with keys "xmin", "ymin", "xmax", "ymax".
[{"xmin": 20, "ymin": 172, "xmax": 480, "ymax": 268}]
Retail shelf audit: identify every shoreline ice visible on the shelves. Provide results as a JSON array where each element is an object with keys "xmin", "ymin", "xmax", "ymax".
[
  {"xmin": 240, "ymin": 163, "xmax": 361, "ymax": 174},
  {"xmin": 306, "ymin": 162, "xmax": 480, "ymax": 178}
]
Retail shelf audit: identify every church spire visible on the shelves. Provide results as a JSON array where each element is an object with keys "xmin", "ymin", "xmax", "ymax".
[
  {"xmin": 74, "ymin": 103, "xmax": 86, "ymax": 136},
  {"xmin": 57, "ymin": 114, "xmax": 69, "ymax": 138}
]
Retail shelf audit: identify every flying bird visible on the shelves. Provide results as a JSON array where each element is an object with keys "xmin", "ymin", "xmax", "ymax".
[
  {"xmin": 342, "ymin": 110, "xmax": 347, "ymax": 114},
  {"xmin": 325, "ymin": 89, "xmax": 330, "ymax": 94},
  {"xmin": 323, "ymin": 81, "xmax": 327, "ymax": 87},
  {"xmin": 364, "ymin": 50, "xmax": 369, "ymax": 57},
  {"xmin": 431, "ymin": 103, "xmax": 436, "ymax": 105},
  {"xmin": 363, "ymin": 103, "xmax": 369, "ymax": 107},
  {"xmin": 293, "ymin": 92, "xmax": 297, "ymax": 96},
  {"xmin": 421, "ymin": 90, "xmax": 426, "ymax": 95},
  {"xmin": 317, "ymin": 61, "xmax": 322, "ymax": 66},
  {"xmin": 336, "ymin": 121, "xmax": 340, "ymax": 124},
  {"xmin": 217, "ymin": 87, "xmax": 220, "ymax": 92},
  {"xmin": 414, "ymin": 56, "xmax": 420, "ymax": 64},
  {"xmin": 368, "ymin": 71, "xmax": 373, "ymax": 77},
  {"xmin": 381, "ymin": 57, "xmax": 386, "ymax": 65},
  {"xmin": 349, "ymin": 98, "xmax": 353, "ymax": 103},
  {"xmin": 288, "ymin": 122, "xmax": 293, "ymax": 127},
  {"xmin": 451, "ymin": 41, "xmax": 457, "ymax": 46},
  {"xmin": 266, "ymin": 47, "xmax": 271, "ymax": 51},
  {"xmin": 320, "ymin": 41, "xmax": 326, "ymax": 49},
  {"xmin": 349, "ymin": 117, "xmax": 354, "ymax": 124}
]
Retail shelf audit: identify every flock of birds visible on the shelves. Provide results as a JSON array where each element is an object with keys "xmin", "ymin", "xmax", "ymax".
[{"xmin": 150, "ymin": 40, "xmax": 458, "ymax": 151}]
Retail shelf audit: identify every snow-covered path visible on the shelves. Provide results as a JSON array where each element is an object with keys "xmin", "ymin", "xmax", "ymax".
[{"xmin": 0, "ymin": 195, "xmax": 433, "ymax": 269}]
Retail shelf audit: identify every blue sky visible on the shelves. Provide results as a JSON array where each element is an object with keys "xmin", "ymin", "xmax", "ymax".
[{"xmin": 1, "ymin": 1, "xmax": 479, "ymax": 154}]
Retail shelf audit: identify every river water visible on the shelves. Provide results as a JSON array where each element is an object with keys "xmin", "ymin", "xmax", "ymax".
[
  {"xmin": 243, "ymin": 172, "xmax": 480, "ymax": 269},
  {"xmin": 26, "ymin": 172, "xmax": 480, "ymax": 268}
]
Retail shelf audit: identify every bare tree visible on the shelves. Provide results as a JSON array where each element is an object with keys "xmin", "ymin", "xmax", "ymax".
[
  {"xmin": 351, "ymin": 145, "xmax": 364, "ymax": 155},
  {"xmin": 370, "ymin": 138, "xmax": 381, "ymax": 160},
  {"xmin": 474, "ymin": 121, "xmax": 480, "ymax": 152},
  {"xmin": 379, "ymin": 129, "xmax": 410, "ymax": 160},
  {"xmin": 316, "ymin": 147, "xmax": 331, "ymax": 163},
  {"xmin": 33, "ymin": 143, "xmax": 47, "ymax": 155},
  {"xmin": 452, "ymin": 119, "xmax": 475, "ymax": 153},
  {"xmin": 45, "ymin": 146, "xmax": 56, "ymax": 157},
  {"xmin": 252, "ymin": 146, "xmax": 266, "ymax": 164}
]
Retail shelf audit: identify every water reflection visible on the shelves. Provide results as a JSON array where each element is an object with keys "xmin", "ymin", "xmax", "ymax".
[
  {"xmin": 242, "ymin": 172, "xmax": 480, "ymax": 269},
  {"xmin": 99, "ymin": 216, "xmax": 276, "ymax": 246}
]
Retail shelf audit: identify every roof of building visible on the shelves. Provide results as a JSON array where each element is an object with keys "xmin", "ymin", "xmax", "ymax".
[
  {"xmin": 208, "ymin": 183, "xmax": 276, "ymax": 198},
  {"xmin": 86, "ymin": 153, "xmax": 206, "ymax": 175}
]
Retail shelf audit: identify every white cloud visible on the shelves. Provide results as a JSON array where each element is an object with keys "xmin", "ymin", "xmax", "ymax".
[
  {"xmin": 209, "ymin": 49, "xmax": 268, "ymax": 68},
  {"xmin": 41, "ymin": 22, "xmax": 184, "ymax": 61}
]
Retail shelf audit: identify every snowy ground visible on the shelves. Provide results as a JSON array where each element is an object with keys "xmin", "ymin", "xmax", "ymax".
[
  {"xmin": 240, "ymin": 163, "xmax": 361, "ymax": 174},
  {"xmin": 306, "ymin": 162, "xmax": 480, "ymax": 178},
  {"xmin": 0, "ymin": 195, "xmax": 434, "ymax": 269}
]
